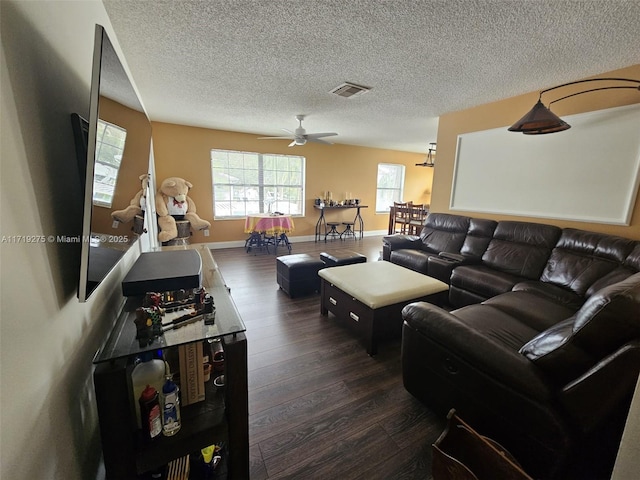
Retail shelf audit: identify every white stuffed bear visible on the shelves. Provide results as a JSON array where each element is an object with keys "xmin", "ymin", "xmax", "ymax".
[{"xmin": 156, "ymin": 176, "xmax": 211, "ymax": 243}]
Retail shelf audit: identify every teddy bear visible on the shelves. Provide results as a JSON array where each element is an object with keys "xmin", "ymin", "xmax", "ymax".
[
  {"xmin": 156, "ymin": 176, "xmax": 211, "ymax": 243},
  {"xmin": 111, "ymin": 174, "xmax": 149, "ymax": 223}
]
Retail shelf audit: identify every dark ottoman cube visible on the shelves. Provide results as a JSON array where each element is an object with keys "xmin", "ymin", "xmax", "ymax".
[
  {"xmin": 276, "ymin": 254, "xmax": 325, "ymax": 298},
  {"xmin": 320, "ymin": 250, "xmax": 367, "ymax": 267}
]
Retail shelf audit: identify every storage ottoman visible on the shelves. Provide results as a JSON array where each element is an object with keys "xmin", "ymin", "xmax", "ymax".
[
  {"xmin": 276, "ymin": 254, "xmax": 325, "ymax": 298},
  {"xmin": 318, "ymin": 261, "xmax": 448, "ymax": 355},
  {"xmin": 320, "ymin": 250, "xmax": 367, "ymax": 267}
]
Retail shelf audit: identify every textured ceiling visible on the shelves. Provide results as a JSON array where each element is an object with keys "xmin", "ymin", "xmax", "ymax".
[{"xmin": 103, "ymin": 0, "xmax": 640, "ymax": 153}]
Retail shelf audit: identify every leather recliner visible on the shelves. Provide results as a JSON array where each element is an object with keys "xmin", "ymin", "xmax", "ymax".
[
  {"xmin": 383, "ymin": 213, "xmax": 497, "ymax": 280},
  {"xmin": 401, "ymin": 272, "xmax": 640, "ymax": 479}
]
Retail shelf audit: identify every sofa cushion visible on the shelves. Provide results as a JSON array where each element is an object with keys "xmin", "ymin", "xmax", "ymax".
[
  {"xmin": 419, "ymin": 213, "xmax": 470, "ymax": 254},
  {"xmin": 623, "ymin": 243, "xmax": 640, "ymax": 271},
  {"xmin": 459, "ymin": 218, "xmax": 498, "ymax": 258},
  {"xmin": 389, "ymin": 249, "xmax": 432, "ymax": 274},
  {"xmin": 583, "ymin": 243, "xmax": 640, "ymax": 296},
  {"xmin": 452, "ymin": 304, "xmax": 541, "ymax": 351},
  {"xmin": 571, "ymin": 272, "xmax": 640, "ymax": 357},
  {"xmin": 540, "ymin": 229, "xmax": 636, "ymax": 297},
  {"xmin": 520, "ymin": 273, "xmax": 640, "ymax": 384},
  {"xmin": 585, "ymin": 267, "xmax": 635, "ymax": 298},
  {"xmin": 482, "ymin": 221, "xmax": 561, "ymax": 279},
  {"xmin": 512, "ymin": 280, "xmax": 585, "ymax": 310},
  {"xmin": 482, "ymin": 291, "xmax": 578, "ymax": 332},
  {"xmin": 450, "ymin": 264, "xmax": 525, "ymax": 299}
]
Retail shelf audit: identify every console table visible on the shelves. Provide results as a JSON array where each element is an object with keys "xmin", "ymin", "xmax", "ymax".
[
  {"xmin": 314, "ymin": 204, "xmax": 367, "ymax": 242},
  {"xmin": 93, "ymin": 246, "xmax": 248, "ymax": 479}
]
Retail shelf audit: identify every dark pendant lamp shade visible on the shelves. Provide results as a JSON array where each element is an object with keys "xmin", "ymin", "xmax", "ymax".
[
  {"xmin": 508, "ymin": 78, "xmax": 640, "ymax": 135},
  {"xmin": 508, "ymin": 99, "xmax": 571, "ymax": 134}
]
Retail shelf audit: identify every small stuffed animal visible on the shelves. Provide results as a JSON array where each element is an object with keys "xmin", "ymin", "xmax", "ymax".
[
  {"xmin": 111, "ymin": 174, "xmax": 148, "ymax": 223},
  {"xmin": 156, "ymin": 176, "xmax": 211, "ymax": 242}
]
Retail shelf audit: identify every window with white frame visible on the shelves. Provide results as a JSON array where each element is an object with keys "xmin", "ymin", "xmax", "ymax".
[
  {"xmin": 375, "ymin": 163, "xmax": 405, "ymax": 213},
  {"xmin": 93, "ymin": 120, "xmax": 127, "ymax": 207},
  {"xmin": 211, "ymin": 149, "xmax": 305, "ymax": 219}
]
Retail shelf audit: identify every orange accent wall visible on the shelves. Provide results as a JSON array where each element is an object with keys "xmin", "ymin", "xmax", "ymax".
[
  {"xmin": 151, "ymin": 122, "xmax": 433, "ymax": 243},
  {"xmin": 432, "ymin": 64, "xmax": 640, "ymax": 240}
]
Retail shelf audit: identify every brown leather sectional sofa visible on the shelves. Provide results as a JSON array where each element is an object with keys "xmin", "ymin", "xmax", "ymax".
[{"xmin": 383, "ymin": 213, "xmax": 640, "ymax": 479}]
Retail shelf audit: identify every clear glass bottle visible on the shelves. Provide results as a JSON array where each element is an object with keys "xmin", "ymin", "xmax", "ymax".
[{"xmin": 161, "ymin": 375, "xmax": 181, "ymax": 436}]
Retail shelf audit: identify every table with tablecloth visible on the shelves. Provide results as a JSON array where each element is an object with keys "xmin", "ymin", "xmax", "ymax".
[{"xmin": 244, "ymin": 214, "xmax": 294, "ymax": 253}]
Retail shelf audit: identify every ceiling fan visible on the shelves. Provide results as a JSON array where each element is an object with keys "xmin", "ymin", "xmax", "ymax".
[{"xmin": 258, "ymin": 115, "xmax": 338, "ymax": 147}]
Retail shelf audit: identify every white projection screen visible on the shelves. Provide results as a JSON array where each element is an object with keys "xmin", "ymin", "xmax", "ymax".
[{"xmin": 450, "ymin": 104, "xmax": 640, "ymax": 225}]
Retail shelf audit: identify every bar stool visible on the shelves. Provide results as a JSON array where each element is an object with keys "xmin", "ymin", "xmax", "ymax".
[
  {"xmin": 340, "ymin": 222, "xmax": 356, "ymax": 240},
  {"xmin": 324, "ymin": 222, "xmax": 341, "ymax": 242}
]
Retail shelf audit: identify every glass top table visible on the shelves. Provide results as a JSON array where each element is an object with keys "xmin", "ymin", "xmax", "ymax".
[{"xmin": 93, "ymin": 245, "xmax": 246, "ymax": 364}]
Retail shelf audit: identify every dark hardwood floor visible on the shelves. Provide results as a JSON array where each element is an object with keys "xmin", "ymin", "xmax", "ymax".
[{"xmin": 211, "ymin": 235, "xmax": 445, "ymax": 479}]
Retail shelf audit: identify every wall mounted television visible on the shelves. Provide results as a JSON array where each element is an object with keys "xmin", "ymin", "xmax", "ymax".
[{"xmin": 73, "ymin": 24, "xmax": 152, "ymax": 302}]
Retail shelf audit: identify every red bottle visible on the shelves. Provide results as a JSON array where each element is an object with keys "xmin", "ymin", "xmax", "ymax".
[{"xmin": 139, "ymin": 384, "xmax": 162, "ymax": 440}]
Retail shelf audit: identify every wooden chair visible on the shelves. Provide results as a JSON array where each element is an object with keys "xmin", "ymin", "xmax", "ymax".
[
  {"xmin": 408, "ymin": 204, "xmax": 428, "ymax": 235},
  {"xmin": 393, "ymin": 201, "xmax": 412, "ymax": 234}
]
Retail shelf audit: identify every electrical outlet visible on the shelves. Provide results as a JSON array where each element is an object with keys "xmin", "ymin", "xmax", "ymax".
[
  {"xmin": 112, "ymin": 220, "xmax": 120, "ymax": 229},
  {"xmin": 203, "ymin": 229, "xmax": 210, "ymax": 237}
]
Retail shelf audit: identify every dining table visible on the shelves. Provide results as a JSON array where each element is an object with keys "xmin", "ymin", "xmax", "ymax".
[{"xmin": 244, "ymin": 214, "xmax": 294, "ymax": 253}]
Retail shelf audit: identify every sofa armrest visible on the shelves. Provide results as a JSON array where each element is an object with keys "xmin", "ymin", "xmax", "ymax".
[
  {"xmin": 438, "ymin": 252, "xmax": 466, "ymax": 262},
  {"xmin": 382, "ymin": 234, "xmax": 421, "ymax": 261},
  {"xmin": 383, "ymin": 234, "xmax": 421, "ymax": 249},
  {"xmin": 427, "ymin": 253, "xmax": 481, "ymax": 283},
  {"xmin": 560, "ymin": 341, "xmax": 640, "ymax": 433}
]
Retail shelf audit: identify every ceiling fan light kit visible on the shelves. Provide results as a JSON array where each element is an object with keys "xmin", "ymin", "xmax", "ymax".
[
  {"xmin": 508, "ymin": 77, "xmax": 640, "ymax": 135},
  {"xmin": 258, "ymin": 114, "xmax": 338, "ymax": 147}
]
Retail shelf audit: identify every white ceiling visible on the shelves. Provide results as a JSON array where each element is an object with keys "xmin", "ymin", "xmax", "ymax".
[{"xmin": 103, "ymin": 0, "xmax": 640, "ymax": 154}]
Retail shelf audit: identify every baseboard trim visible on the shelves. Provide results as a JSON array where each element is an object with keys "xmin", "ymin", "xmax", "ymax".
[{"xmin": 203, "ymin": 230, "xmax": 387, "ymax": 250}]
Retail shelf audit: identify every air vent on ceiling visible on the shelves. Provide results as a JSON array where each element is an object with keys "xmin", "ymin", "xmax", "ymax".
[{"xmin": 330, "ymin": 82, "xmax": 371, "ymax": 98}]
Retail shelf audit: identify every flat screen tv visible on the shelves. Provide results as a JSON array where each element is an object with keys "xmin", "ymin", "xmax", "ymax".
[{"xmin": 73, "ymin": 25, "xmax": 152, "ymax": 302}]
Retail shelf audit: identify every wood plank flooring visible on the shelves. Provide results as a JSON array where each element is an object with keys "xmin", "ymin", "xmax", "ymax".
[{"xmin": 211, "ymin": 235, "xmax": 445, "ymax": 479}]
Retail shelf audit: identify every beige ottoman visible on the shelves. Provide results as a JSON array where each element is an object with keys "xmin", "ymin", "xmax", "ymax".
[{"xmin": 318, "ymin": 261, "xmax": 448, "ymax": 355}]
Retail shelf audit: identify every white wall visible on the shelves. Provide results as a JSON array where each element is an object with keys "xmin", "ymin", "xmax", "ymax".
[
  {"xmin": 0, "ymin": 1, "xmax": 141, "ymax": 478},
  {"xmin": 612, "ymin": 374, "xmax": 640, "ymax": 480}
]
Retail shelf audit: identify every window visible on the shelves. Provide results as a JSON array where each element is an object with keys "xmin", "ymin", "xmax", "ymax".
[
  {"xmin": 211, "ymin": 149, "xmax": 305, "ymax": 218},
  {"xmin": 93, "ymin": 120, "xmax": 127, "ymax": 207},
  {"xmin": 375, "ymin": 163, "xmax": 405, "ymax": 213}
]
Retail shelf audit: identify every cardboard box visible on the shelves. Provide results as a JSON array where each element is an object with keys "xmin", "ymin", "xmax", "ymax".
[{"xmin": 178, "ymin": 342, "xmax": 205, "ymax": 405}]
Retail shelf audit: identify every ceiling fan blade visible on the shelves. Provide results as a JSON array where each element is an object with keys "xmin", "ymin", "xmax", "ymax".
[
  {"xmin": 259, "ymin": 115, "xmax": 337, "ymax": 146},
  {"xmin": 307, "ymin": 137, "xmax": 334, "ymax": 145},
  {"xmin": 306, "ymin": 132, "xmax": 338, "ymax": 139},
  {"xmin": 257, "ymin": 136, "xmax": 295, "ymax": 140}
]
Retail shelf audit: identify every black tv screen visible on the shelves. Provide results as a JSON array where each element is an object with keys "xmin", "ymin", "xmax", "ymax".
[
  {"xmin": 70, "ymin": 113, "xmax": 89, "ymax": 194},
  {"xmin": 75, "ymin": 25, "xmax": 152, "ymax": 302}
]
